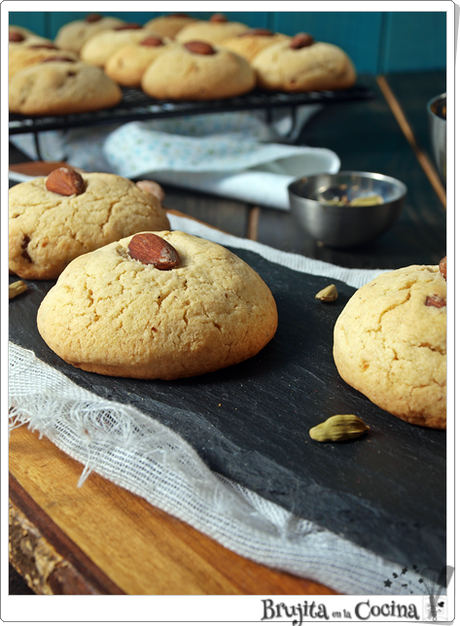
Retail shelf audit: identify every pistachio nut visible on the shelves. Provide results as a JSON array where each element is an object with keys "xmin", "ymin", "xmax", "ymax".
[
  {"xmin": 309, "ymin": 414, "xmax": 370, "ymax": 442},
  {"xmin": 315, "ymin": 284, "xmax": 338, "ymax": 302}
]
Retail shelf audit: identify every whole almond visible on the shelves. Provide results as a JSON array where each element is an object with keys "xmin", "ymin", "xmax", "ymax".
[
  {"xmin": 41, "ymin": 56, "xmax": 76, "ymax": 63},
  {"xmin": 45, "ymin": 167, "xmax": 85, "ymax": 196},
  {"xmin": 210, "ymin": 13, "xmax": 227, "ymax": 23},
  {"xmin": 135, "ymin": 180, "xmax": 165, "ymax": 202},
  {"xmin": 184, "ymin": 41, "xmax": 216, "ymax": 55},
  {"xmin": 439, "ymin": 256, "xmax": 446, "ymax": 280},
  {"xmin": 85, "ymin": 13, "xmax": 102, "ymax": 23},
  {"xmin": 114, "ymin": 23, "xmax": 142, "ymax": 30},
  {"xmin": 128, "ymin": 233, "xmax": 180, "ymax": 270},
  {"xmin": 425, "ymin": 294, "xmax": 446, "ymax": 308},
  {"xmin": 290, "ymin": 33, "xmax": 315, "ymax": 49},
  {"xmin": 141, "ymin": 36, "xmax": 164, "ymax": 47},
  {"xmin": 239, "ymin": 28, "xmax": 274, "ymax": 37},
  {"xmin": 9, "ymin": 31, "xmax": 25, "ymax": 42}
]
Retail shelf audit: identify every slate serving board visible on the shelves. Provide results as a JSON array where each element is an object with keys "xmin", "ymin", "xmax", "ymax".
[{"xmin": 9, "ymin": 246, "xmax": 446, "ymax": 573}]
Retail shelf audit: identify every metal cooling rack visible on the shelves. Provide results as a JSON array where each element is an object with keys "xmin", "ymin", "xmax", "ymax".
[{"xmin": 9, "ymin": 84, "xmax": 375, "ymax": 160}]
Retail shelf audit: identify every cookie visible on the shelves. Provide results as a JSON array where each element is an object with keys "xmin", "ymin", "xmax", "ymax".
[
  {"xmin": 8, "ymin": 60, "xmax": 122, "ymax": 115},
  {"xmin": 54, "ymin": 14, "xmax": 126, "ymax": 54},
  {"xmin": 333, "ymin": 263, "xmax": 447, "ymax": 429},
  {"xmin": 221, "ymin": 28, "xmax": 290, "ymax": 62},
  {"xmin": 36, "ymin": 230, "xmax": 278, "ymax": 379},
  {"xmin": 175, "ymin": 14, "xmax": 249, "ymax": 45},
  {"xmin": 80, "ymin": 26, "xmax": 160, "ymax": 67},
  {"xmin": 9, "ymin": 44, "xmax": 79, "ymax": 79},
  {"xmin": 252, "ymin": 34, "xmax": 357, "ymax": 92},
  {"xmin": 9, "ymin": 170, "xmax": 170, "ymax": 280},
  {"xmin": 104, "ymin": 35, "xmax": 173, "ymax": 87},
  {"xmin": 143, "ymin": 13, "xmax": 197, "ymax": 38},
  {"xmin": 9, "ymin": 25, "xmax": 52, "ymax": 48},
  {"xmin": 141, "ymin": 41, "xmax": 256, "ymax": 101}
]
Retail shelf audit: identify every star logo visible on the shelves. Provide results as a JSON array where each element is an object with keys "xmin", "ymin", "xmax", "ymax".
[{"xmin": 384, "ymin": 579, "xmax": 392, "ymax": 588}]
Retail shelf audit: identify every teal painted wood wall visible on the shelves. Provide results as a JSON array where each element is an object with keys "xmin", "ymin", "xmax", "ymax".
[{"xmin": 8, "ymin": 10, "xmax": 447, "ymax": 74}]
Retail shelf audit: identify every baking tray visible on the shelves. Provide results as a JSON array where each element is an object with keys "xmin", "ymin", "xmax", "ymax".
[
  {"xmin": 9, "ymin": 239, "xmax": 446, "ymax": 574},
  {"xmin": 9, "ymin": 84, "xmax": 375, "ymax": 159}
]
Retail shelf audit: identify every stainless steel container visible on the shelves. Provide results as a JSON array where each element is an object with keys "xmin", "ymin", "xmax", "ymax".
[
  {"xmin": 288, "ymin": 171, "xmax": 406, "ymax": 248},
  {"xmin": 427, "ymin": 93, "xmax": 446, "ymax": 185}
]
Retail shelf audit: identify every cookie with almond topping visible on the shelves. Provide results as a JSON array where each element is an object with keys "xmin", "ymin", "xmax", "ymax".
[
  {"xmin": 37, "ymin": 230, "xmax": 278, "ymax": 379},
  {"xmin": 9, "ymin": 171, "xmax": 170, "ymax": 280},
  {"xmin": 252, "ymin": 35, "xmax": 357, "ymax": 92},
  {"xmin": 333, "ymin": 263, "xmax": 447, "ymax": 429},
  {"xmin": 8, "ymin": 59, "xmax": 122, "ymax": 115}
]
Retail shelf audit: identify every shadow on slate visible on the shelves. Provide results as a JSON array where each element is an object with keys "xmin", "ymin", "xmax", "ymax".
[{"xmin": 9, "ymin": 246, "xmax": 446, "ymax": 574}]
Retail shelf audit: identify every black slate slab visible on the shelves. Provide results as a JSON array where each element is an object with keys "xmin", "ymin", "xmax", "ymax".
[{"xmin": 9, "ymin": 247, "xmax": 446, "ymax": 573}]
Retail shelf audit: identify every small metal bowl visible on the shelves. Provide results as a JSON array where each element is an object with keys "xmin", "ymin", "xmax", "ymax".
[
  {"xmin": 288, "ymin": 171, "xmax": 407, "ymax": 248},
  {"xmin": 427, "ymin": 92, "xmax": 446, "ymax": 185}
]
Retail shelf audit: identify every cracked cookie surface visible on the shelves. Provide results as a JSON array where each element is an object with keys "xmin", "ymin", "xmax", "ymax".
[
  {"xmin": 9, "ymin": 173, "xmax": 170, "ymax": 280},
  {"xmin": 37, "ymin": 230, "xmax": 278, "ymax": 380},
  {"xmin": 333, "ymin": 265, "xmax": 446, "ymax": 429}
]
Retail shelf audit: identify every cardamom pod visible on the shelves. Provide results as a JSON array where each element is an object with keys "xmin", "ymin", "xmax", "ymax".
[
  {"xmin": 309, "ymin": 414, "xmax": 370, "ymax": 442},
  {"xmin": 9, "ymin": 280, "xmax": 27, "ymax": 299},
  {"xmin": 315, "ymin": 284, "xmax": 338, "ymax": 302}
]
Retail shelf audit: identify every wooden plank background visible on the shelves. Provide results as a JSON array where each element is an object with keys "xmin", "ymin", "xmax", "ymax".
[{"xmin": 7, "ymin": 10, "xmax": 447, "ymax": 74}]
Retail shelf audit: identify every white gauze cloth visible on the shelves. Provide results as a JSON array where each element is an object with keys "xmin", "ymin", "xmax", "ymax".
[
  {"xmin": 10, "ymin": 108, "xmax": 340, "ymax": 211},
  {"xmin": 8, "ymin": 214, "xmax": 430, "ymax": 597}
]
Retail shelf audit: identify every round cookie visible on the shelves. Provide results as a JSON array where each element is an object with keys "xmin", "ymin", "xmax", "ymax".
[
  {"xmin": 54, "ymin": 14, "xmax": 126, "ymax": 54},
  {"xmin": 9, "ymin": 25, "xmax": 52, "ymax": 48},
  {"xmin": 9, "ymin": 60, "xmax": 122, "ymax": 115},
  {"xmin": 252, "ymin": 35, "xmax": 357, "ymax": 92},
  {"xmin": 141, "ymin": 41, "xmax": 255, "ymax": 101},
  {"xmin": 104, "ymin": 35, "xmax": 174, "ymax": 87},
  {"xmin": 8, "ymin": 44, "xmax": 79, "ymax": 79},
  {"xmin": 333, "ymin": 263, "xmax": 447, "ymax": 429},
  {"xmin": 221, "ymin": 29, "xmax": 290, "ymax": 62},
  {"xmin": 143, "ymin": 13, "xmax": 197, "ymax": 38},
  {"xmin": 80, "ymin": 27, "xmax": 160, "ymax": 67},
  {"xmin": 175, "ymin": 14, "xmax": 249, "ymax": 45},
  {"xmin": 9, "ymin": 170, "xmax": 170, "ymax": 280},
  {"xmin": 36, "ymin": 230, "xmax": 278, "ymax": 380}
]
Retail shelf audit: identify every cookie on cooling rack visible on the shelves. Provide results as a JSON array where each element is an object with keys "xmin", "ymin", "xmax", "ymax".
[
  {"xmin": 175, "ymin": 13, "xmax": 249, "ymax": 45},
  {"xmin": 221, "ymin": 28, "xmax": 290, "ymax": 62},
  {"xmin": 54, "ymin": 14, "xmax": 126, "ymax": 54},
  {"xmin": 141, "ymin": 40, "xmax": 256, "ymax": 100},
  {"xmin": 8, "ymin": 43, "xmax": 79, "ymax": 79},
  {"xmin": 104, "ymin": 35, "xmax": 174, "ymax": 88},
  {"xmin": 143, "ymin": 13, "xmax": 197, "ymax": 38},
  {"xmin": 37, "ymin": 230, "xmax": 278, "ymax": 380},
  {"xmin": 80, "ymin": 26, "xmax": 161, "ymax": 67},
  {"xmin": 9, "ymin": 59, "xmax": 122, "ymax": 115},
  {"xmin": 252, "ymin": 33, "xmax": 357, "ymax": 92},
  {"xmin": 9, "ymin": 169, "xmax": 170, "ymax": 280},
  {"xmin": 333, "ymin": 260, "xmax": 447, "ymax": 429}
]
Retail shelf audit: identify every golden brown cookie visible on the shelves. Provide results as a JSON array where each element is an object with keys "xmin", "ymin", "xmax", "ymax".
[
  {"xmin": 80, "ymin": 26, "xmax": 160, "ymax": 66},
  {"xmin": 8, "ymin": 60, "xmax": 122, "ymax": 115},
  {"xmin": 143, "ymin": 13, "xmax": 197, "ymax": 38},
  {"xmin": 252, "ymin": 34, "xmax": 357, "ymax": 92},
  {"xmin": 8, "ymin": 44, "xmax": 79, "ymax": 79},
  {"xmin": 141, "ymin": 41, "xmax": 256, "ymax": 100},
  {"xmin": 9, "ymin": 25, "xmax": 52, "ymax": 48},
  {"xmin": 54, "ymin": 14, "xmax": 126, "ymax": 53},
  {"xmin": 175, "ymin": 14, "xmax": 249, "ymax": 45},
  {"xmin": 221, "ymin": 28, "xmax": 289, "ymax": 62},
  {"xmin": 9, "ymin": 170, "xmax": 170, "ymax": 280},
  {"xmin": 104, "ymin": 35, "xmax": 174, "ymax": 87},
  {"xmin": 333, "ymin": 263, "xmax": 447, "ymax": 429},
  {"xmin": 37, "ymin": 230, "xmax": 278, "ymax": 379}
]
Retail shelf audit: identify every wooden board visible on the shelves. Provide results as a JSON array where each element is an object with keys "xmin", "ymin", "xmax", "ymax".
[{"xmin": 9, "ymin": 427, "xmax": 337, "ymax": 595}]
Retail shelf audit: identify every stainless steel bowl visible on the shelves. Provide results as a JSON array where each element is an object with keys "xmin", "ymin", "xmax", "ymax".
[
  {"xmin": 288, "ymin": 171, "xmax": 407, "ymax": 248},
  {"xmin": 427, "ymin": 92, "xmax": 446, "ymax": 185}
]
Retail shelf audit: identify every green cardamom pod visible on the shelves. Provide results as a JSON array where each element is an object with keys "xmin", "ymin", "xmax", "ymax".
[{"xmin": 309, "ymin": 414, "xmax": 370, "ymax": 442}]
